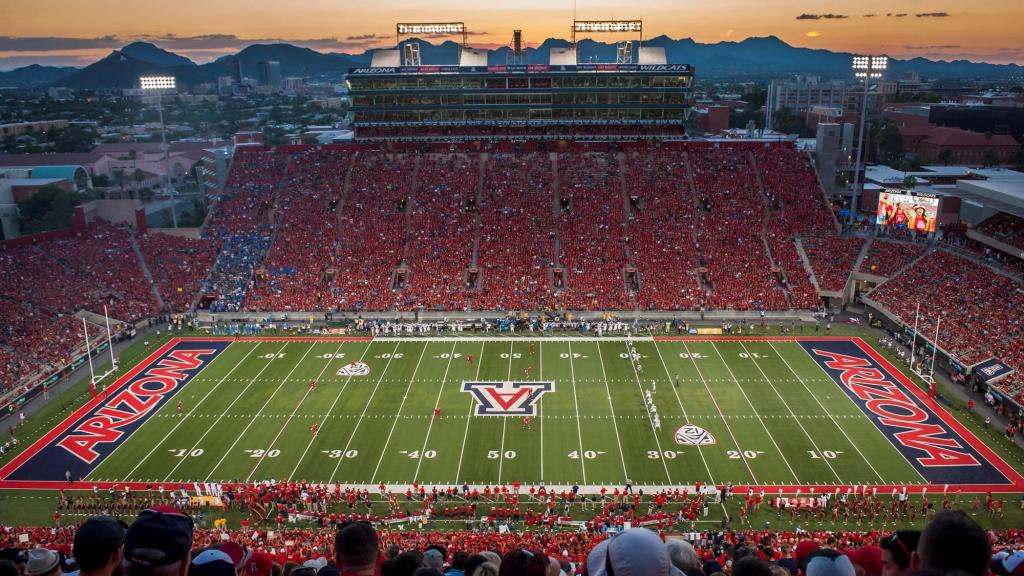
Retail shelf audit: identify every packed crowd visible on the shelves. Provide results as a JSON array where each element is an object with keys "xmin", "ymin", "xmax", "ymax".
[
  {"xmin": 3, "ymin": 501, "xmax": 1021, "ymax": 576},
  {"xmin": 139, "ymin": 233, "xmax": 221, "ymax": 312},
  {"xmin": 399, "ymin": 155, "xmax": 477, "ymax": 311},
  {"xmin": 867, "ymin": 249, "xmax": 1024, "ymax": 400},
  {"xmin": 977, "ymin": 213, "xmax": 1024, "ymax": 252},
  {"xmin": 800, "ymin": 237, "xmax": 864, "ymax": 293},
  {"xmin": 556, "ymin": 152, "xmax": 631, "ymax": 311},
  {"xmin": 857, "ymin": 240, "xmax": 928, "ymax": 278},
  {"xmin": 474, "ymin": 152, "xmax": 555, "ymax": 311}
]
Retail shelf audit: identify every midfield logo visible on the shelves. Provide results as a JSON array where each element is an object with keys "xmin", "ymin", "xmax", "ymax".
[
  {"xmin": 461, "ymin": 381, "xmax": 554, "ymax": 416},
  {"xmin": 675, "ymin": 424, "xmax": 717, "ymax": 446}
]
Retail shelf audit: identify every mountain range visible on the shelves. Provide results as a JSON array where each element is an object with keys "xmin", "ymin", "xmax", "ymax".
[{"xmin": 0, "ymin": 36, "xmax": 1019, "ymax": 89}]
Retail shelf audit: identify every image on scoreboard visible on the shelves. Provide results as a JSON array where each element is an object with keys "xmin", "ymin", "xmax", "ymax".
[{"xmin": 876, "ymin": 190, "xmax": 939, "ymax": 233}]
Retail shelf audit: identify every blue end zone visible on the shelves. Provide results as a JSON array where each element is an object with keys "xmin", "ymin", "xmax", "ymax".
[
  {"xmin": 800, "ymin": 340, "xmax": 1007, "ymax": 485},
  {"xmin": 8, "ymin": 340, "xmax": 229, "ymax": 482}
]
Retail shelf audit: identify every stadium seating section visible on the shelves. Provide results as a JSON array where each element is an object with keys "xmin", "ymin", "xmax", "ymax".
[{"xmin": 8, "ymin": 141, "xmax": 1024, "ymax": 404}]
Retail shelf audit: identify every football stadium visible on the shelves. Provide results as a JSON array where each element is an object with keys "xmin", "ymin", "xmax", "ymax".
[{"xmin": 1, "ymin": 16, "xmax": 1024, "ymax": 576}]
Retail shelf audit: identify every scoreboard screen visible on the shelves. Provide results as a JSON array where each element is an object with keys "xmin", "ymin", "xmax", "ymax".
[{"xmin": 876, "ymin": 190, "xmax": 939, "ymax": 233}]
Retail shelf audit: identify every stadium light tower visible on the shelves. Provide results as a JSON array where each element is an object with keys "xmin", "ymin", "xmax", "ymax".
[
  {"xmin": 140, "ymin": 75, "xmax": 178, "ymax": 228},
  {"xmin": 848, "ymin": 55, "xmax": 887, "ymax": 228}
]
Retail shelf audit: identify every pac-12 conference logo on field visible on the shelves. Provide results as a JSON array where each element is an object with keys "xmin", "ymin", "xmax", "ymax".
[
  {"xmin": 461, "ymin": 381, "xmax": 554, "ymax": 416},
  {"xmin": 675, "ymin": 425, "xmax": 716, "ymax": 446},
  {"xmin": 337, "ymin": 362, "xmax": 370, "ymax": 376}
]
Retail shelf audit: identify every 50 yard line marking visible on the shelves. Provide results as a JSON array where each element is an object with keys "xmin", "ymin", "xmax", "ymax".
[
  {"xmin": 498, "ymin": 341, "xmax": 513, "ymax": 484},
  {"xmin": 708, "ymin": 341, "xmax": 800, "ymax": 483},
  {"xmin": 117, "ymin": 342, "xmax": 258, "ymax": 481},
  {"xmin": 161, "ymin": 341, "xmax": 297, "ymax": 482},
  {"xmin": 413, "ymin": 342, "xmax": 459, "ymax": 481},
  {"xmin": 737, "ymin": 341, "xmax": 841, "ymax": 483},
  {"xmin": 454, "ymin": 342, "xmax": 486, "ymax": 484},
  {"xmin": 204, "ymin": 342, "xmax": 320, "ymax": 480},
  {"xmin": 327, "ymin": 341, "xmax": 404, "ymax": 483},
  {"xmin": 646, "ymin": 336, "xmax": 715, "ymax": 486},
  {"xmin": 286, "ymin": 340, "xmax": 374, "ymax": 479},
  {"xmin": 370, "ymin": 343, "xmax": 430, "ymax": 481}
]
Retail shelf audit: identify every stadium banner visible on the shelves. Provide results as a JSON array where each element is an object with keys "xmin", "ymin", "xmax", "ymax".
[
  {"xmin": 2, "ymin": 339, "xmax": 229, "ymax": 482},
  {"xmin": 972, "ymin": 357, "xmax": 1015, "ymax": 384},
  {"xmin": 799, "ymin": 339, "xmax": 1009, "ymax": 485},
  {"xmin": 348, "ymin": 63, "xmax": 691, "ymax": 76},
  {"xmin": 876, "ymin": 190, "xmax": 939, "ymax": 233}
]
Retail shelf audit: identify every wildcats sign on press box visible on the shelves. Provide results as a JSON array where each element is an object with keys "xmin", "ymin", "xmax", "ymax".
[
  {"xmin": 801, "ymin": 340, "xmax": 1008, "ymax": 485},
  {"xmin": 4, "ymin": 340, "xmax": 228, "ymax": 482}
]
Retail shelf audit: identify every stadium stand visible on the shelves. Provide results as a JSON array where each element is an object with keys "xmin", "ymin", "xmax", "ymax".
[
  {"xmin": 858, "ymin": 239, "xmax": 928, "ymax": 277},
  {"xmin": 399, "ymin": 154, "xmax": 477, "ymax": 311},
  {"xmin": 801, "ymin": 236, "xmax": 864, "ymax": 292},
  {"xmin": 139, "ymin": 233, "xmax": 221, "ymax": 312},
  {"xmin": 473, "ymin": 152, "xmax": 556, "ymax": 311},
  {"xmin": 556, "ymin": 151, "xmax": 631, "ymax": 311},
  {"xmin": 977, "ymin": 212, "xmax": 1024, "ymax": 252}
]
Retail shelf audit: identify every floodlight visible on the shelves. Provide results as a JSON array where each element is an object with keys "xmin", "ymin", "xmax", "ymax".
[
  {"xmin": 574, "ymin": 21, "xmax": 643, "ymax": 33},
  {"xmin": 140, "ymin": 76, "xmax": 176, "ymax": 90},
  {"xmin": 397, "ymin": 23, "xmax": 465, "ymax": 35}
]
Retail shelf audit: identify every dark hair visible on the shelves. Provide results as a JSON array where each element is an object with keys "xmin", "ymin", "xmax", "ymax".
[
  {"xmin": 381, "ymin": 551, "xmax": 423, "ymax": 576},
  {"xmin": 499, "ymin": 549, "xmax": 547, "ymax": 576},
  {"xmin": 462, "ymin": 554, "xmax": 491, "ymax": 576},
  {"xmin": 733, "ymin": 556, "xmax": 774, "ymax": 576},
  {"xmin": 0, "ymin": 560, "xmax": 17, "ymax": 576},
  {"xmin": 880, "ymin": 530, "xmax": 921, "ymax": 571},
  {"xmin": 334, "ymin": 522, "xmax": 379, "ymax": 569},
  {"xmin": 917, "ymin": 511, "xmax": 990, "ymax": 576},
  {"xmin": 451, "ymin": 552, "xmax": 469, "ymax": 570}
]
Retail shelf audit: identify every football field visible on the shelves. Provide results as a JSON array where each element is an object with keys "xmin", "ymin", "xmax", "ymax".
[{"xmin": 3, "ymin": 335, "xmax": 1022, "ymax": 493}]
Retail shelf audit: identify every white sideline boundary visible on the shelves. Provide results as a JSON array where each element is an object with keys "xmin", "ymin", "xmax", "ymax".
[{"xmin": 373, "ymin": 336, "xmax": 655, "ymax": 342}]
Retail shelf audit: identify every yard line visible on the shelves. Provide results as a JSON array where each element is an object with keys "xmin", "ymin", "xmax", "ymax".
[
  {"xmin": 622, "ymin": 339, "xmax": 673, "ymax": 484},
  {"xmin": 736, "ymin": 342, "xmax": 841, "ymax": 483},
  {"xmin": 370, "ymin": 343, "xmax": 431, "ymax": 481},
  {"xmin": 708, "ymin": 341, "xmax": 800, "ymax": 483},
  {"xmin": 593, "ymin": 341, "xmax": 629, "ymax": 479},
  {"xmin": 770, "ymin": 342, "xmax": 890, "ymax": 483},
  {"xmin": 566, "ymin": 342, "xmax": 587, "ymax": 484},
  {"xmin": 327, "ymin": 342, "xmax": 404, "ymax": 482},
  {"xmin": 538, "ymin": 341, "xmax": 544, "ymax": 481},
  {"xmin": 413, "ymin": 342, "xmax": 459, "ymax": 480},
  {"xmin": 679, "ymin": 340, "xmax": 758, "ymax": 483},
  {"xmin": 646, "ymin": 336, "xmax": 715, "ymax": 486},
  {"xmin": 160, "ymin": 342, "xmax": 294, "ymax": 481},
  {"xmin": 246, "ymin": 340, "xmax": 350, "ymax": 481},
  {"xmin": 454, "ymin": 342, "xmax": 486, "ymax": 483},
  {"xmin": 498, "ymin": 341, "xmax": 513, "ymax": 483},
  {"xmin": 286, "ymin": 341, "xmax": 375, "ymax": 479},
  {"xmin": 118, "ymin": 342, "xmax": 256, "ymax": 481}
]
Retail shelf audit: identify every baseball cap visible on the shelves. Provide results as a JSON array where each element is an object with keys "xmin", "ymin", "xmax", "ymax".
[
  {"xmin": 243, "ymin": 552, "xmax": 273, "ymax": 576},
  {"xmin": 991, "ymin": 551, "xmax": 1024, "ymax": 576},
  {"xmin": 423, "ymin": 549, "xmax": 443, "ymax": 569},
  {"xmin": 846, "ymin": 546, "xmax": 882, "ymax": 576},
  {"xmin": 805, "ymin": 550, "xmax": 856, "ymax": 576},
  {"xmin": 123, "ymin": 507, "xmax": 194, "ymax": 566},
  {"xmin": 218, "ymin": 542, "xmax": 252, "ymax": 568},
  {"xmin": 191, "ymin": 550, "xmax": 235, "ymax": 576},
  {"xmin": 73, "ymin": 516, "xmax": 127, "ymax": 571},
  {"xmin": 586, "ymin": 528, "xmax": 685, "ymax": 576},
  {"xmin": 795, "ymin": 541, "xmax": 820, "ymax": 568}
]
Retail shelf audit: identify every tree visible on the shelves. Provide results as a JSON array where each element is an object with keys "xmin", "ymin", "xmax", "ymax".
[
  {"xmin": 112, "ymin": 168, "xmax": 126, "ymax": 197},
  {"xmin": 771, "ymin": 106, "xmax": 810, "ymax": 137},
  {"xmin": 875, "ymin": 122, "xmax": 903, "ymax": 165},
  {"xmin": 132, "ymin": 168, "xmax": 147, "ymax": 197},
  {"xmin": 938, "ymin": 149, "xmax": 954, "ymax": 166},
  {"xmin": 17, "ymin": 185, "xmax": 86, "ymax": 234},
  {"xmin": 983, "ymin": 148, "xmax": 999, "ymax": 167}
]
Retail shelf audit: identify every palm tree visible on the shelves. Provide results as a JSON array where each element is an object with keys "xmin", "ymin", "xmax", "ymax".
[{"xmin": 112, "ymin": 168, "xmax": 126, "ymax": 198}]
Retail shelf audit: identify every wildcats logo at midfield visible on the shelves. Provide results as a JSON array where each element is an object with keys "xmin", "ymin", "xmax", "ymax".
[
  {"xmin": 801, "ymin": 340, "xmax": 1008, "ymax": 485},
  {"xmin": 5, "ymin": 340, "xmax": 228, "ymax": 482},
  {"xmin": 462, "ymin": 381, "xmax": 554, "ymax": 416}
]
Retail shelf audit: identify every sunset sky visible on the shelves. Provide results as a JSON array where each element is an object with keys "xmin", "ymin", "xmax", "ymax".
[{"xmin": 2, "ymin": 0, "xmax": 1022, "ymax": 69}]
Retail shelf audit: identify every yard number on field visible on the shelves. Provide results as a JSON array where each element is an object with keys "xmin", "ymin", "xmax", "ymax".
[
  {"xmin": 648, "ymin": 450, "xmax": 685, "ymax": 459},
  {"xmin": 245, "ymin": 449, "xmax": 280, "ymax": 458},
  {"xmin": 568, "ymin": 450, "xmax": 604, "ymax": 459},
  {"xmin": 322, "ymin": 449, "xmax": 359, "ymax": 459},
  {"xmin": 400, "ymin": 450, "xmax": 436, "ymax": 459},
  {"xmin": 728, "ymin": 450, "xmax": 764, "ymax": 459},
  {"xmin": 169, "ymin": 448, "xmax": 204, "ymax": 457},
  {"xmin": 808, "ymin": 450, "xmax": 843, "ymax": 459}
]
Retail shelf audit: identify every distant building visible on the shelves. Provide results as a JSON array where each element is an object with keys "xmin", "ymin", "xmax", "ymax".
[
  {"xmin": 283, "ymin": 77, "xmax": 306, "ymax": 95},
  {"xmin": 0, "ymin": 119, "xmax": 70, "ymax": 138},
  {"xmin": 258, "ymin": 61, "xmax": 282, "ymax": 88},
  {"xmin": 227, "ymin": 57, "xmax": 242, "ymax": 86},
  {"xmin": 899, "ymin": 125, "xmax": 1019, "ymax": 165},
  {"xmin": 217, "ymin": 76, "xmax": 235, "ymax": 96},
  {"xmin": 768, "ymin": 76, "xmax": 848, "ymax": 114},
  {"xmin": 47, "ymin": 87, "xmax": 73, "ymax": 101}
]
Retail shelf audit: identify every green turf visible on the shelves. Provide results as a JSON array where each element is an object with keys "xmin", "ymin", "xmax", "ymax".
[{"xmin": 58, "ymin": 336, "xmax": 957, "ymax": 488}]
